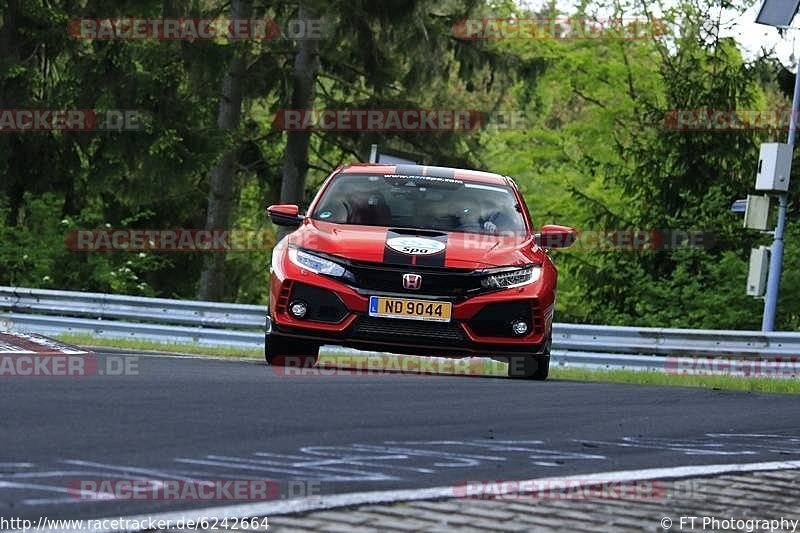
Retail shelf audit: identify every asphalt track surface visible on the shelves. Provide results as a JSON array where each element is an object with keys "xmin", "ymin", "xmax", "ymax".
[{"xmin": 1, "ymin": 351, "xmax": 799, "ymax": 521}]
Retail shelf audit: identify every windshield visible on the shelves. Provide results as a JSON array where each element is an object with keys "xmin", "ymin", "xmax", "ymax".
[{"xmin": 311, "ymin": 173, "xmax": 527, "ymax": 234}]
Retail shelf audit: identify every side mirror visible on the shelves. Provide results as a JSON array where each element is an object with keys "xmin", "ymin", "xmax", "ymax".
[
  {"xmin": 538, "ymin": 224, "xmax": 577, "ymax": 248},
  {"xmin": 267, "ymin": 204, "xmax": 304, "ymax": 227}
]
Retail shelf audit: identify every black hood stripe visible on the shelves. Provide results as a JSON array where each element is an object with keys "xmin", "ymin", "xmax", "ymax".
[
  {"xmin": 383, "ymin": 229, "xmax": 413, "ymax": 265},
  {"xmin": 414, "ymin": 233, "xmax": 447, "ymax": 267}
]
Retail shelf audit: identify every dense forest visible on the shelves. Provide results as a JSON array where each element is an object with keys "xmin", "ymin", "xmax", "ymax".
[{"xmin": 2, "ymin": 0, "xmax": 799, "ymax": 330}]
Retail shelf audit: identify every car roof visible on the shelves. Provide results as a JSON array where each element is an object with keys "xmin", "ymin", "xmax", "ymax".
[{"xmin": 339, "ymin": 164, "xmax": 512, "ymax": 186}]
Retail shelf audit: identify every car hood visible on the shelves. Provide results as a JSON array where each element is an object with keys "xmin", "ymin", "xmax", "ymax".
[{"xmin": 289, "ymin": 219, "xmax": 537, "ymax": 269}]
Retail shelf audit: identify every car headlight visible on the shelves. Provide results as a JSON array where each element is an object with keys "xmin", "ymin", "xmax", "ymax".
[
  {"xmin": 481, "ymin": 266, "xmax": 541, "ymax": 289},
  {"xmin": 288, "ymin": 248, "xmax": 346, "ymax": 277}
]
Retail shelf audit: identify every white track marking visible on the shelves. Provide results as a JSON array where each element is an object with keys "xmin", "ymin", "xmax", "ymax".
[
  {"xmin": 212, "ymin": 453, "xmax": 423, "ymax": 476},
  {"xmin": 22, "ymin": 459, "xmax": 800, "ymax": 533},
  {"xmin": 0, "ymin": 481, "xmax": 100, "ymax": 500},
  {"xmin": 0, "ymin": 471, "xmax": 150, "ymax": 480},
  {"xmin": 380, "ymin": 440, "xmax": 606, "ymax": 462},
  {"xmin": 575, "ymin": 437, "xmax": 760, "ymax": 456},
  {"xmin": 174, "ymin": 457, "xmax": 394, "ymax": 482},
  {"xmin": 61, "ymin": 460, "xmax": 204, "ymax": 483},
  {"xmin": 248, "ymin": 451, "xmax": 437, "ymax": 475},
  {"xmin": 706, "ymin": 433, "xmax": 793, "ymax": 438}
]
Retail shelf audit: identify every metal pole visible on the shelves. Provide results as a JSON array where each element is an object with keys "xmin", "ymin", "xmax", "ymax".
[
  {"xmin": 762, "ymin": 194, "xmax": 787, "ymax": 330},
  {"xmin": 762, "ymin": 53, "xmax": 800, "ymax": 331}
]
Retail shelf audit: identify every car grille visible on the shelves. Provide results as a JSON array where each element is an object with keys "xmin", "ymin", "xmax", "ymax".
[
  {"xmin": 345, "ymin": 262, "xmax": 483, "ymax": 296},
  {"xmin": 349, "ymin": 316, "xmax": 466, "ymax": 345}
]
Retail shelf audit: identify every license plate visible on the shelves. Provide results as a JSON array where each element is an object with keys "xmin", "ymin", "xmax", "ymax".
[{"xmin": 368, "ymin": 296, "xmax": 452, "ymax": 322}]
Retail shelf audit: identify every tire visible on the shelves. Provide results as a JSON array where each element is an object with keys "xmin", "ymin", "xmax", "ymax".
[
  {"xmin": 265, "ymin": 332, "xmax": 319, "ymax": 367},
  {"xmin": 507, "ymin": 354, "xmax": 550, "ymax": 380},
  {"xmin": 507, "ymin": 335, "xmax": 551, "ymax": 380}
]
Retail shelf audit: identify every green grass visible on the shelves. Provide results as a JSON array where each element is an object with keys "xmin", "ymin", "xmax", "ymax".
[
  {"xmin": 550, "ymin": 367, "xmax": 800, "ymax": 395},
  {"xmin": 55, "ymin": 333, "xmax": 263, "ymax": 359},
  {"xmin": 55, "ymin": 334, "xmax": 800, "ymax": 394}
]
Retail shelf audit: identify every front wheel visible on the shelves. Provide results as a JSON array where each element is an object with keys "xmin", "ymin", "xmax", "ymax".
[{"xmin": 265, "ymin": 332, "xmax": 319, "ymax": 367}]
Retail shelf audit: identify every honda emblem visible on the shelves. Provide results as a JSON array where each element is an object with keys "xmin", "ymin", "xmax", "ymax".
[{"xmin": 402, "ymin": 273, "xmax": 422, "ymax": 290}]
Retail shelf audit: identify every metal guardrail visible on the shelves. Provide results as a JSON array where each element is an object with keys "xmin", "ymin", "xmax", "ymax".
[
  {"xmin": 552, "ymin": 324, "xmax": 800, "ymax": 357},
  {"xmin": 2, "ymin": 286, "xmax": 800, "ymax": 370},
  {"xmin": 0, "ymin": 286, "xmax": 264, "ymax": 329},
  {"xmin": 0, "ymin": 312, "xmax": 263, "ymax": 349}
]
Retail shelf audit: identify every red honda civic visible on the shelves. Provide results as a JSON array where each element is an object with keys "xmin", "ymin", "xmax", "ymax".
[{"xmin": 266, "ymin": 164, "xmax": 575, "ymax": 379}]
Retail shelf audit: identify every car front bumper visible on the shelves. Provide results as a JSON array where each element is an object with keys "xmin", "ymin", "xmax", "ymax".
[{"xmin": 268, "ymin": 250, "xmax": 556, "ymax": 358}]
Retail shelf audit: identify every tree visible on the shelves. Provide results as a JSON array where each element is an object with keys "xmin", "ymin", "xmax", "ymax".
[
  {"xmin": 198, "ymin": 0, "xmax": 253, "ymax": 301},
  {"xmin": 278, "ymin": 0, "xmax": 320, "ymax": 215},
  {"xmin": 483, "ymin": 0, "xmax": 788, "ymax": 328}
]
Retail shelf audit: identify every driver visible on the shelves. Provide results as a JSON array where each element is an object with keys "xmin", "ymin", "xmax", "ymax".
[
  {"xmin": 347, "ymin": 190, "xmax": 392, "ymax": 226},
  {"xmin": 477, "ymin": 196, "xmax": 513, "ymax": 234},
  {"xmin": 447, "ymin": 188, "xmax": 482, "ymax": 231}
]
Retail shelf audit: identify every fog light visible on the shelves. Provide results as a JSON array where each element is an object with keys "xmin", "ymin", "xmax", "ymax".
[
  {"xmin": 511, "ymin": 320, "xmax": 528, "ymax": 336},
  {"xmin": 289, "ymin": 300, "xmax": 308, "ymax": 318}
]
